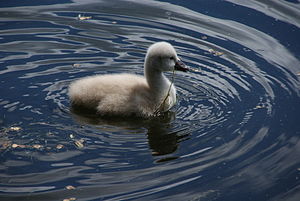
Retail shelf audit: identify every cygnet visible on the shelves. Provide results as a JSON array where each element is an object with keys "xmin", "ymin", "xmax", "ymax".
[{"xmin": 68, "ymin": 42, "xmax": 188, "ymax": 117}]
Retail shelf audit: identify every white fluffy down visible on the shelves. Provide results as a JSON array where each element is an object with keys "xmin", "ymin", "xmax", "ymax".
[{"xmin": 68, "ymin": 42, "xmax": 185, "ymax": 117}]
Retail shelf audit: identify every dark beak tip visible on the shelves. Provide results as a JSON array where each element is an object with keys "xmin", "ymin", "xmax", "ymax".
[{"xmin": 175, "ymin": 60, "xmax": 189, "ymax": 72}]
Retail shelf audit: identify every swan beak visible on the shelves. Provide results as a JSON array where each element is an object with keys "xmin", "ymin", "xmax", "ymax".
[{"xmin": 175, "ymin": 59, "xmax": 189, "ymax": 72}]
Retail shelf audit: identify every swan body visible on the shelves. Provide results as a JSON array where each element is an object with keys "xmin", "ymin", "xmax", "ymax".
[{"xmin": 68, "ymin": 42, "xmax": 188, "ymax": 117}]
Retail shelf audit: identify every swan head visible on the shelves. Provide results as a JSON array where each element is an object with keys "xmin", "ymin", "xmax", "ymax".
[{"xmin": 145, "ymin": 42, "xmax": 189, "ymax": 73}]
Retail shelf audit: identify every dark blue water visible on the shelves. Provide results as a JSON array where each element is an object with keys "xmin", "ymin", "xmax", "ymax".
[{"xmin": 1, "ymin": 0, "xmax": 300, "ymax": 200}]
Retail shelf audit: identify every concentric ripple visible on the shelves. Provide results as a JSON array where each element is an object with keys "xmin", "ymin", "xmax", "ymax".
[{"xmin": 0, "ymin": 1, "xmax": 300, "ymax": 201}]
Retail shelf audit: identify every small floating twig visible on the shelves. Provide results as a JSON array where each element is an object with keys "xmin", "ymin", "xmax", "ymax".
[
  {"xmin": 208, "ymin": 48, "xmax": 224, "ymax": 56},
  {"xmin": 65, "ymin": 185, "xmax": 76, "ymax": 190},
  {"xmin": 9, "ymin": 126, "xmax": 22, "ymax": 131},
  {"xmin": 77, "ymin": 14, "xmax": 92, "ymax": 21},
  {"xmin": 74, "ymin": 140, "xmax": 84, "ymax": 149},
  {"xmin": 63, "ymin": 197, "xmax": 76, "ymax": 201},
  {"xmin": 72, "ymin": 63, "xmax": 81, "ymax": 68},
  {"xmin": 188, "ymin": 67, "xmax": 202, "ymax": 73}
]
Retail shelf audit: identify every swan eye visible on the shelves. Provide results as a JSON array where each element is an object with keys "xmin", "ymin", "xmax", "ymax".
[{"xmin": 170, "ymin": 56, "xmax": 175, "ymax": 60}]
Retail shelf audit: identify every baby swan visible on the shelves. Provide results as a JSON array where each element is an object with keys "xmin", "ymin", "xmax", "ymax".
[{"xmin": 68, "ymin": 42, "xmax": 188, "ymax": 117}]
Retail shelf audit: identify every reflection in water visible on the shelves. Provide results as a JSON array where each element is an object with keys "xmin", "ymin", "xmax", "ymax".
[{"xmin": 71, "ymin": 107, "xmax": 190, "ymax": 162}]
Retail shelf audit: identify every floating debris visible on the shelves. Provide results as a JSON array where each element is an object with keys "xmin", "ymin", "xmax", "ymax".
[
  {"xmin": 32, "ymin": 144, "xmax": 43, "ymax": 149},
  {"xmin": 46, "ymin": 132, "xmax": 55, "ymax": 137},
  {"xmin": 72, "ymin": 63, "xmax": 81, "ymax": 68},
  {"xmin": 66, "ymin": 185, "xmax": 76, "ymax": 190},
  {"xmin": 77, "ymin": 14, "xmax": 92, "ymax": 21},
  {"xmin": 208, "ymin": 48, "xmax": 224, "ymax": 56},
  {"xmin": 9, "ymin": 126, "xmax": 22, "ymax": 131},
  {"xmin": 69, "ymin": 134, "xmax": 75, "ymax": 139},
  {"xmin": 1, "ymin": 141, "xmax": 11, "ymax": 150},
  {"xmin": 11, "ymin": 144, "xmax": 44, "ymax": 149},
  {"xmin": 11, "ymin": 144, "xmax": 26, "ymax": 148},
  {"xmin": 74, "ymin": 139, "xmax": 84, "ymax": 149},
  {"xmin": 189, "ymin": 67, "xmax": 202, "ymax": 73},
  {"xmin": 56, "ymin": 144, "xmax": 64, "ymax": 149},
  {"xmin": 63, "ymin": 198, "xmax": 76, "ymax": 201},
  {"xmin": 201, "ymin": 35, "xmax": 208, "ymax": 40},
  {"xmin": 111, "ymin": 21, "xmax": 117, "ymax": 24},
  {"xmin": 254, "ymin": 105, "xmax": 265, "ymax": 109},
  {"xmin": 152, "ymin": 151, "xmax": 160, "ymax": 155}
]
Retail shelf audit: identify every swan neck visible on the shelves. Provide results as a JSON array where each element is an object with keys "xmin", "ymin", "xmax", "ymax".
[{"xmin": 144, "ymin": 62, "xmax": 167, "ymax": 90}]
